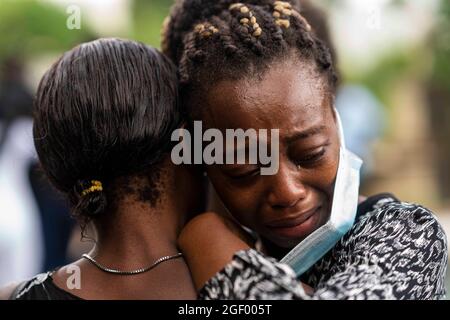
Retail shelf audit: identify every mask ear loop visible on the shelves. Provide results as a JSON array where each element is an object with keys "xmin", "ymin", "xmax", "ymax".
[{"xmin": 333, "ymin": 107, "xmax": 346, "ymax": 150}]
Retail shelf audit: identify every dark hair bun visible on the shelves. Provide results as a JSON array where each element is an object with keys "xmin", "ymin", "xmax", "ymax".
[
  {"xmin": 71, "ymin": 180, "xmax": 107, "ymax": 219},
  {"xmin": 33, "ymin": 38, "xmax": 180, "ymax": 223}
]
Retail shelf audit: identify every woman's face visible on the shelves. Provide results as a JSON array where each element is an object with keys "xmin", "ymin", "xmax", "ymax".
[{"xmin": 200, "ymin": 59, "xmax": 340, "ymax": 249}]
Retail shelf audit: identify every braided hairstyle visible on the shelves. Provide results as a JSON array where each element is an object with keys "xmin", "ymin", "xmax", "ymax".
[{"xmin": 162, "ymin": 0, "xmax": 337, "ymax": 117}]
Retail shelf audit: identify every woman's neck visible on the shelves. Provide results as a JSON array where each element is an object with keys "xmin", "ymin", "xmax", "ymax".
[
  {"xmin": 53, "ymin": 190, "xmax": 197, "ymax": 299},
  {"xmin": 92, "ymin": 199, "xmax": 182, "ymax": 267}
]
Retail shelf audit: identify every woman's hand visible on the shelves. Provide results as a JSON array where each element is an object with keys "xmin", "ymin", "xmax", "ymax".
[{"xmin": 178, "ymin": 212, "xmax": 255, "ymax": 291}]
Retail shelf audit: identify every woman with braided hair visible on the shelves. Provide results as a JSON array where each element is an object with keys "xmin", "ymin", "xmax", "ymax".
[{"xmin": 162, "ymin": 0, "xmax": 447, "ymax": 299}]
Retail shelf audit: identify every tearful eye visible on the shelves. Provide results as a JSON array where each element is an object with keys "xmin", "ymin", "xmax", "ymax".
[
  {"xmin": 296, "ymin": 147, "xmax": 326, "ymax": 167},
  {"xmin": 227, "ymin": 166, "xmax": 261, "ymax": 180}
]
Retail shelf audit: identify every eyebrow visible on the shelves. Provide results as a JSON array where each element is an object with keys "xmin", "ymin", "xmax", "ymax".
[{"xmin": 285, "ymin": 125, "xmax": 327, "ymax": 143}]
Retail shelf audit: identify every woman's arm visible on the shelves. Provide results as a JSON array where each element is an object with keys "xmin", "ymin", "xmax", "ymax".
[
  {"xmin": 178, "ymin": 212, "xmax": 255, "ymax": 291},
  {"xmin": 178, "ymin": 212, "xmax": 314, "ymax": 296}
]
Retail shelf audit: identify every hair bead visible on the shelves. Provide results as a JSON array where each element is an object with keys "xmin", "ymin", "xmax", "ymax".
[
  {"xmin": 274, "ymin": 1, "xmax": 292, "ymax": 8},
  {"xmin": 240, "ymin": 6, "xmax": 249, "ymax": 13},
  {"xmin": 195, "ymin": 24, "xmax": 205, "ymax": 32},
  {"xmin": 195, "ymin": 23, "xmax": 219, "ymax": 38},
  {"xmin": 276, "ymin": 19, "xmax": 290, "ymax": 28},
  {"xmin": 253, "ymin": 28, "xmax": 262, "ymax": 37},
  {"xmin": 229, "ymin": 3, "xmax": 243, "ymax": 11},
  {"xmin": 230, "ymin": 2, "xmax": 262, "ymax": 38},
  {"xmin": 271, "ymin": 1, "xmax": 312, "ymax": 32}
]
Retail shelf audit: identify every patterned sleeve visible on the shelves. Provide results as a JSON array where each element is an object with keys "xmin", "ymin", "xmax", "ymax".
[
  {"xmin": 198, "ymin": 248, "xmax": 311, "ymax": 300},
  {"xmin": 198, "ymin": 202, "xmax": 448, "ymax": 300}
]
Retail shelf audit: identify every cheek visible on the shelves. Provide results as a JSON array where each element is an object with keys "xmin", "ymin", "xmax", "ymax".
[
  {"xmin": 302, "ymin": 145, "xmax": 339, "ymax": 199},
  {"xmin": 319, "ymin": 154, "xmax": 339, "ymax": 195},
  {"xmin": 206, "ymin": 167, "xmax": 261, "ymax": 228}
]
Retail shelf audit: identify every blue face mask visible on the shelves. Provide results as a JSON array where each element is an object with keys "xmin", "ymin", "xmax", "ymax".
[{"xmin": 280, "ymin": 108, "xmax": 363, "ymax": 277}]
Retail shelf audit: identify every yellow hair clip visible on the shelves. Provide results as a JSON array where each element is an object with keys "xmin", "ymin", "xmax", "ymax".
[{"xmin": 81, "ymin": 180, "xmax": 103, "ymax": 196}]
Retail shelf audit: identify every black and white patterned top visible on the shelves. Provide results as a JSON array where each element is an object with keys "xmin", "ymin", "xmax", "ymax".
[{"xmin": 199, "ymin": 194, "xmax": 448, "ymax": 300}]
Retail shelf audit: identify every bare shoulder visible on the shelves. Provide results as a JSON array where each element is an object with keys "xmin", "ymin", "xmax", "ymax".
[
  {"xmin": 179, "ymin": 212, "xmax": 255, "ymax": 249},
  {"xmin": 0, "ymin": 282, "xmax": 20, "ymax": 300}
]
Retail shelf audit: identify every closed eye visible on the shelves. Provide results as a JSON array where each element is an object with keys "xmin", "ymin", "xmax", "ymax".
[
  {"xmin": 296, "ymin": 148, "xmax": 326, "ymax": 167},
  {"xmin": 227, "ymin": 166, "xmax": 261, "ymax": 180}
]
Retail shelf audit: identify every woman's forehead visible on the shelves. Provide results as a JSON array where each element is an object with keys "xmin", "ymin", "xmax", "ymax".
[{"xmin": 202, "ymin": 61, "xmax": 332, "ymax": 131}]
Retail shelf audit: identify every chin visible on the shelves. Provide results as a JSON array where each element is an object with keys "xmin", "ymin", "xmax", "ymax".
[
  {"xmin": 270, "ymin": 235, "xmax": 307, "ymax": 250},
  {"xmin": 264, "ymin": 207, "xmax": 327, "ymax": 249}
]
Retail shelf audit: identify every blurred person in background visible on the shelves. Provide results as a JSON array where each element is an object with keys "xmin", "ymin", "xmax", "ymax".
[
  {"xmin": 0, "ymin": 57, "xmax": 76, "ymax": 287},
  {"xmin": 28, "ymin": 164, "xmax": 75, "ymax": 272},
  {"xmin": 0, "ymin": 57, "xmax": 44, "ymax": 286},
  {"xmin": 0, "ymin": 0, "xmax": 101, "ymax": 286}
]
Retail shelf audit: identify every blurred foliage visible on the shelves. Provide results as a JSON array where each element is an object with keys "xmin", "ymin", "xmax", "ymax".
[
  {"xmin": 344, "ymin": 50, "xmax": 421, "ymax": 107},
  {"xmin": 0, "ymin": 0, "xmax": 95, "ymax": 64},
  {"xmin": 428, "ymin": 0, "xmax": 450, "ymax": 90},
  {"xmin": 0, "ymin": 0, "xmax": 445, "ymax": 99},
  {"xmin": 350, "ymin": 0, "xmax": 450, "ymax": 107},
  {"xmin": 131, "ymin": 0, "xmax": 173, "ymax": 48}
]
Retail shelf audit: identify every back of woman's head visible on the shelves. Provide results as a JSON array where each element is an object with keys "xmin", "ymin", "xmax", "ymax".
[{"xmin": 33, "ymin": 38, "xmax": 180, "ymax": 226}]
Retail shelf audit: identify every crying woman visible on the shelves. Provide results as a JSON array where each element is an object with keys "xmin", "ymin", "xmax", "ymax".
[{"xmin": 163, "ymin": 0, "xmax": 448, "ymax": 299}]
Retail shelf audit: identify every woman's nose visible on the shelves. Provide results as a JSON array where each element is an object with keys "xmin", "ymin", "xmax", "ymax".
[{"xmin": 266, "ymin": 162, "xmax": 306, "ymax": 209}]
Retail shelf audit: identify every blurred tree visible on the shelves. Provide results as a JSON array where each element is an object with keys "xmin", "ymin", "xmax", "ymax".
[
  {"xmin": 345, "ymin": 51, "xmax": 416, "ymax": 107},
  {"xmin": 426, "ymin": 0, "xmax": 450, "ymax": 201},
  {"xmin": 0, "ymin": 0, "xmax": 95, "ymax": 65},
  {"xmin": 429, "ymin": 0, "xmax": 450, "ymax": 89},
  {"xmin": 131, "ymin": 0, "xmax": 173, "ymax": 48}
]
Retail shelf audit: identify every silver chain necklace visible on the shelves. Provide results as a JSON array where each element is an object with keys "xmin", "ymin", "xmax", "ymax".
[{"xmin": 82, "ymin": 252, "xmax": 183, "ymax": 275}]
